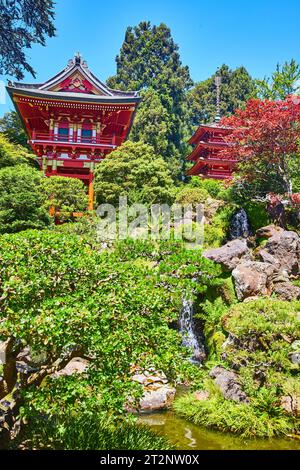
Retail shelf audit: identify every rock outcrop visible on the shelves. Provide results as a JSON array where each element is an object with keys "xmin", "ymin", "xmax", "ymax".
[
  {"xmin": 232, "ymin": 261, "xmax": 274, "ymax": 300},
  {"xmin": 209, "ymin": 366, "xmax": 249, "ymax": 403},
  {"xmin": 203, "ymin": 239, "xmax": 251, "ymax": 271},
  {"xmin": 204, "ymin": 225, "xmax": 300, "ymax": 301},
  {"xmin": 256, "ymin": 224, "xmax": 284, "ymax": 239},
  {"xmin": 272, "ymin": 281, "xmax": 300, "ymax": 301},
  {"xmin": 258, "ymin": 230, "xmax": 300, "ymax": 275}
]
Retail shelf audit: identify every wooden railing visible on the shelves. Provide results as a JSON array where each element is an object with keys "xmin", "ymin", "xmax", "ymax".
[{"xmin": 31, "ymin": 131, "xmax": 116, "ymax": 146}]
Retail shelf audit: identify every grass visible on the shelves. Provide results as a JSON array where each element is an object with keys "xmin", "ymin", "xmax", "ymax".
[
  {"xmin": 15, "ymin": 411, "xmax": 173, "ymax": 450},
  {"xmin": 174, "ymin": 394, "xmax": 298, "ymax": 439}
]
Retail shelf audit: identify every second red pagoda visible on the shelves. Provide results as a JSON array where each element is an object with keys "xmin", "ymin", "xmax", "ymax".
[
  {"xmin": 186, "ymin": 74, "xmax": 236, "ymax": 180},
  {"xmin": 187, "ymin": 122, "xmax": 235, "ymax": 179}
]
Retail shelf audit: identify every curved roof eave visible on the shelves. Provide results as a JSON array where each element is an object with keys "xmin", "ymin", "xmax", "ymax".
[
  {"xmin": 8, "ymin": 54, "xmax": 140, "ymax": 99},
  {"xmin": 6, "ymin": 86, "xmax": 141, "ymax": 104}
]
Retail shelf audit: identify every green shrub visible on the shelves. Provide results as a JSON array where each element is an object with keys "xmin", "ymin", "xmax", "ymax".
[
  {"xmin": 174, "ymin": 299, "xmax": 300, "ymax": 437},
  {"xmin": 189, "ymin": 177, "xmax": 224, "ymax": 198},
  {"xmin": 42, "ymin": 176, "xmax": 88, "ymax": 221},
  {"xmin": 242, "ymin": 201, "xmax": 270, "ymax": 232},
  {"xmin": 0, "ymin": 133, "xmax": 36, "ymax": 169},
  {"xmin": 0, "ymin": 231, "xmax": 220, "ymax": 424},
  {"xmin": 204, "ymin": 205, "xmax": 236, "ymax": 248},
  {"xmin": 223, "ymin": 299, "xmax": 300, "ymax": 340},
  {"xmin": 0, "ymin": 165, "xmax": 51, "ymax": 234},
  {"xmin": 94, "ymin": 141, "xmax": 175, "ymax": 205},
  {"xmin": 174, "ymin": 394, "xmax": 297, "ymax": 438},
  {"xmin": 175, "ymin": 187, "xmax": 209, "ymax": 207}
]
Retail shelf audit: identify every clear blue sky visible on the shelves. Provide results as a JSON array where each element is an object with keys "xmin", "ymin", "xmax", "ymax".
[{"xmin": 1, "ymin": 0, "xmax": 300, "ymax": 116}]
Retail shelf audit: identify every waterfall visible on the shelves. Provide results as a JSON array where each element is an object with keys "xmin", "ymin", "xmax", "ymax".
[
  {"xmin": 229, "ymin": 208, "xmax": 250, "ymax": 240},
  {"xmin": 179, "ymin": 298, "xmax": 205, "ymax": 364}
]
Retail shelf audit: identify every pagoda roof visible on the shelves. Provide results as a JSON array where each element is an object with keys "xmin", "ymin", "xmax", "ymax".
[
  {"xmin": 7, "ymin": 53, "xmax": 140, "ymax": 104},
  {"xmin": 189, "ymin": 122, "xmax": 232, "ymax": 145}
]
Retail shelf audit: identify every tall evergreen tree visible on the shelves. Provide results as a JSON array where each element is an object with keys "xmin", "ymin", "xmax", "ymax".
[
  {"xmin": 255, "ymin": 59, "xmax": 300, "ymax": 100},
  {"xmin": 0, "ymin": 0, "xmax": 56, "ymax": 79},
  {"xmin": 187, "ymin": 64, "xmax": 256, "ymax": 126},
  {"xmin": 107, "ymin": 21, "xmax": 193, "ymax": 179},
  {"xmin": 0, "ymin": 111, "xmax": 29, "ymax": 148}
]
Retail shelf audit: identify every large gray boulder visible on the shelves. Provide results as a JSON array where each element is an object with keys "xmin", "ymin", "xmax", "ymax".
[
  {"xmin": 272, "ymin": 281, "xmax": 300, "ymax": 301},
  {"xmin": 232, "ymin": 261, "xmax": 274, "ymax": 300},
  {"xmin": 203, "ymin": 239, "xmax": 251, "ymax": 271},
  {"xmin": 258, "ymin": 230, "xmax": 300, "ymax": 275},
  {"xmin": 209, "ymin": 366, "xmax": 249, "ymax": 403}
]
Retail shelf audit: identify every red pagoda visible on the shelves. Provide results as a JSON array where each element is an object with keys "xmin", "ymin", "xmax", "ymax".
[
  {"xmin": 7, "ymin": 53, "xmax": 140, "ymax": 210},
  {"xmin": 187, "ymin": 123, "xmax": 235, "ymax": 179},
  {"xmin": 186, "ymin": 75, "xmax": 236, "ymax": 180}
]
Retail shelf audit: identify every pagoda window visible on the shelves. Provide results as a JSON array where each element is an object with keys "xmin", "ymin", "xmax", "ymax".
[
  {"xmin": 81, "ymin": 128, "xmax": 92, "ymax": 143},
  {"xmin": 58, "ymin": 126, "xmax": 69, "ymax": 142}
]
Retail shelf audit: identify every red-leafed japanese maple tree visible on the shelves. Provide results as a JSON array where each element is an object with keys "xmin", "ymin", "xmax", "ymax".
[{"xmin": 220, "ymin": 96, "xmax": 300, "ymax": 195}]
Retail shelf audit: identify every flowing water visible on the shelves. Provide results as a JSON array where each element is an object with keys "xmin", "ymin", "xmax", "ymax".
[
  {"xmin": 229, "ymin": 208, "xmax": 250, "ymax": 239},
  {"xmin": 139, "ymin": 409, "xmax": 300, "ymax": 450},
  {"xmin": 179, "ymin": 299, "xmax": 205, "ymax": 363}
]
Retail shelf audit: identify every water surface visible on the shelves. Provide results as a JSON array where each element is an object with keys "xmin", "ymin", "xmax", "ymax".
[{"xmin": 139, "ymin": 411, "xmax": 300, "ymax": 450}]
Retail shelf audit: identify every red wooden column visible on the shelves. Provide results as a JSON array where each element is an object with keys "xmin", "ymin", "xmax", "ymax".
[{"xmin": 88, "ymin": 161, "xmax": 95, "ymax": 211}]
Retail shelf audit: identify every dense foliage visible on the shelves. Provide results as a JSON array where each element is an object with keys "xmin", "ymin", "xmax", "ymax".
[
  {"xmin": 94, "ymin": 141, "xmax": 175, "ymax": 205},
  {"xmin": 0, "ymin": 231, "xmax": 220, "ymax": 431},
  {"xmin": 0, "ymin": 133, "xmax": 36, "ymax": 169},
  {"xmin": 0, "ymin": 111, "xmax": 29, "ymax": 148},
  {"xmin": 0, "ymin": 165, "xmax": 50, "ymax": 233},
  {"xmin": 0, "ymin": 0, "xmax": 56, "ymax": 79},
  {"xmin": 221, "ymin": 97, "xmax": 300, "ymax": 195},
  {"xmin": 42, "ymin": 176, "xmax": 88, "ymax": 221}
]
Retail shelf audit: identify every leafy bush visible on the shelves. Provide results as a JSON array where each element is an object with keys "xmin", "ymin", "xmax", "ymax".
[
  {"xmin": 42, "ymin": 176, "xmax": 88, "ymax": 221},
  {"xmin": 0, "ymin": 165, "xmax": 51, "ymax": 233},
  {"xmin": 223, "ymin": 299, "xmax": 300, "ymax": 340},
  {"xmin": 189, "ymin": 177, "xmax": 225, "ymax": 198},
  {"xmin": 204, "ymin": 204, "xmax": 236, "ymax": 248},
  {"xmin": 175, "ymin": 187, "xmax": 209, "ymax": 207},
  {"xmin": 53, "ymin": 215, "xmax": 101, "ymax": 245},
  {"xmin": 0, "ymin": 134, "xmax": 36, "ymax": 169},
  {"xmin": 94, "ymin": 141, "xmax": 175, "ymax": 206},
  {"xmin": 242, "ymin": 200, "xmax": 270, "ymax": 232},
  {"xmin": 0, "ymin": 231, "xmax": 219, "ymax": 423}
]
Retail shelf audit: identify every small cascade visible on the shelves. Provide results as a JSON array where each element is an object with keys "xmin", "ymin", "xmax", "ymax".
[
  {"xmin": 229, "ymin": 208, "xmax": 250, "ymax": 239},
  {"xmin": 179, "ymin": 298, "xmax": 205, "ymax": 364}
]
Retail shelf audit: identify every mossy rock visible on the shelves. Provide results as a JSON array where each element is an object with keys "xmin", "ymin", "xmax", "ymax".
[
  {"xmin": 205, "ymin": 326, "xmax": 226, "ymax": 360},
  {"xmin": 206, "ymin": 275, "xmax": 237, "ymax": 305}
]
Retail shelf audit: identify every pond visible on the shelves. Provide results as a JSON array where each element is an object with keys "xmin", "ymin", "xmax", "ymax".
[{"xmin": 139, "ymin": 410, "xmax": 300, "ymax": 450}]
